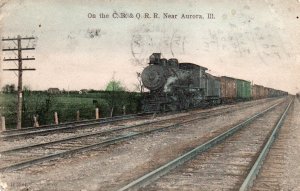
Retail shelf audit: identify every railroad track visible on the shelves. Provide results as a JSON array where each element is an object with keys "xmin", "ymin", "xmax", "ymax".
[
  {"xmin": 117, "ymin": 98, "xmax": 293, "ymax": 191},
  {"xmin": 0, "ymin": 114, "xmax": 143, "ymax": 139},
  {"xmin": 0, "ymin": 98, "xmax": 278, "ymax": 140},
  {"xmin": 0, "ymin": 98, "xmax": 283, "ymax": 172},
  {"xmin": 249, "ymin": 97, "xmax": 298, "ymax": 191}
]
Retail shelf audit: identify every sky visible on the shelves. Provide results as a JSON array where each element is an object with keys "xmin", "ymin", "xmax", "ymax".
[{"xmin": 0, "ymin": 0, "xmax": 299, "ymax": 94}]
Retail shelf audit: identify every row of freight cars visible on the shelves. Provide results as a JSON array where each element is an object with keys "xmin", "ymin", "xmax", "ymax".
[
  {"xmin": 140, "ymin": 53, "xmax": 288, "ymax": 112},
  {"xmin": 217, "ymin": 76, "xmax": 288, "ymax": 103}
]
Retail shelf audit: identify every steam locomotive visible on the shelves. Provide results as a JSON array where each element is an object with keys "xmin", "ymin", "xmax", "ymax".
[
  {"xmin": 141, "ymin": 53, "xmax": 220, "ymax": 112},
  {"xmin": 141, "ymin": 53, "xmax": 288, "ymax": 113}
]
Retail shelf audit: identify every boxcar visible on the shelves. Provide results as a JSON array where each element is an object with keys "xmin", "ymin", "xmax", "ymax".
[
  {"xmin": 252, "ymin": 85, "xmax": 257, "ymax": 100},
  {"xmin": 268, "ymin": 88, "xmax": 275, "ymax": 97},
  {"xmin": 252, "ymin": 84, "xmax": 265, "ymax": 99},
  {"xmin": 262, "ymin": 86, "xmax": 269, "ymax": 98},
  {"xmin": 236, "ymin": 79, "xmax": 251, "ymax": 100},
  {"xmin": 219, "ymin": 76, "xmax": 237, "ymax": 103},
  {"xmin": 205, "ymin": 74, "xmax": 221, "ymax": 103}
]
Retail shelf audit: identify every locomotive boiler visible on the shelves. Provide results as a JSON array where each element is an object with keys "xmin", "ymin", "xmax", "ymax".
[{"xmin": 141, "ymin": 53, "xmax": 220, "ymax": 112}]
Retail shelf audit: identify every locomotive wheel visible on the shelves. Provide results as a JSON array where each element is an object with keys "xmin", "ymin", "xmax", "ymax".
[
  {"xmin": 169, "ymin": 104, "xmax": 178, "ymax": 111},
  {"xmin": 177, "ymin": 91, "xmax": 190, "ymax": 110}
]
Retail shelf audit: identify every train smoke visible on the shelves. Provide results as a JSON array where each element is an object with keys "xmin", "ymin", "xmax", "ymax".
[{"xmin": 164, "ymin": 76, "xmax": 178, "ymax": 92}]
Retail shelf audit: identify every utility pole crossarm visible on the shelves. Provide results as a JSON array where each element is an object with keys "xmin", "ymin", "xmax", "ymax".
[
  {"xmin": 2, "ymin": 47, "xmax": 35, "ymax": 51},
  {"xmin": 3, "ymin": 68, "xmax": 36, "ymax": 71},
  {"xmin": 3, "ymin": 58, "xmax": 35, "ymax": 61},
  {"xmin": 2, "ymin": 37, "xmax": 35, "ymax": 41}
]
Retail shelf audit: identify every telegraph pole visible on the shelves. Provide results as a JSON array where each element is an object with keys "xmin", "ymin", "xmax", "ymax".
[{"xmin": 2, "ymin": 35, "xmax": 36, "ymax": 129}]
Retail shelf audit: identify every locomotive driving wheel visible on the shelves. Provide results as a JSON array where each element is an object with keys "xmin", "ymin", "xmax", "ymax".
[{"xmin": 176, "ymin": 89, "xmax": 190, "ymax": 110}]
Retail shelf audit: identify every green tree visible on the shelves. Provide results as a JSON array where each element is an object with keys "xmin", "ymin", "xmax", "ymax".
[
  {"xmin": 105, "ymin": 79, "xmax": 126, "ymax": 117},
  {"xmin": 105, "ymin": 80, "xmax": 125, "ymax": 91},
  {"xmin": 2, "ymin": 84, "xmax": 16, "ymax": 93}
]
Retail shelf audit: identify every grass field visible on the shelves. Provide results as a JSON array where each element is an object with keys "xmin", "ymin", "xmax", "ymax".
[{"xmin": 0, "ymin": 91, "xmax": 141, "ymax": 129}]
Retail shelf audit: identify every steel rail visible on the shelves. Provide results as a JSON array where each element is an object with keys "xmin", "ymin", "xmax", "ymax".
[
  {"xmin": 0, "ymin": 117, "xmax": 179, "ymax": 154},
  {"xmin": 0, "ymin": 100, "xmax": 251, "ymax": 140},
  {"xmin": 0, "ymin": 100, "xmax": 282, "ymax": 172},
  {"xmin": 0, "ymin": 115, "xmax": 138, "ymax": 139},
  {"xmin": 0, "ymin": 116, "xmax": 199, "ymax": 172},
  {"xmin": 0, "ymin": 99, "xmax": 270, "ymax": 154},
  {"xmin": 1, "ymin": 97, "xmax": 276, "ymax": 137},
  {"xmin": 1, "ymin": 114, "xmax": 140, "ymax": 134},
  {"xmin": 117, "ymin": 100, "xmax": 285, "ymax": 191},
  {"xmin": 239, "ymin": 98, "xmax": 294, "ymax": 191}
]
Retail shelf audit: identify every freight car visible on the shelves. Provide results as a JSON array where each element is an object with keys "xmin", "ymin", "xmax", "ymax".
[
  {"xmin": 252, "ymin": 84, "xmax": 265, "ymax": 100},
  {"xmin": 141, "ymin": 53, "xmax": 220, "ymax": 112},
  {"xmin": 218, "ymin": 77, "xmax": 251, "ymax": 102},
  {"xmin": 236, "ymin": 79, "xmax": 251, "ymax": 101},
  {"xmin": 219, "ymin": 76, "xmax": 237, "ymax": 103}
]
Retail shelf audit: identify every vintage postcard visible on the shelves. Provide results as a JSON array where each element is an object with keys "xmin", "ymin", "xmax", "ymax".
[{"xmin": 0, "ymin": 0, "xmax": 299, "ymax": 190}]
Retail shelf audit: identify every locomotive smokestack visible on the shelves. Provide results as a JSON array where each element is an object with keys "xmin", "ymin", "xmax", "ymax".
[{"xmin": 149, "ymin": 53, "xmax": 161, "ymax": 65}]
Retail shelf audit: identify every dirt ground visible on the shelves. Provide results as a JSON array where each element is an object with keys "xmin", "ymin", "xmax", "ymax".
[
  {"xmin": 142, "ymin": 99, "xmax": 289, "ymax": 191},
  {"xmin": 0, "ymin": 98, "xmax": 286, "ymax": 191},
  {"xmin": 251, "ymin": 98, "xmax": 300, "ymax": 191}
]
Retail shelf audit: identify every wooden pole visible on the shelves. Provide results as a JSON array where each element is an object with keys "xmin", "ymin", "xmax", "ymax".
[
  {"xmin": 17, "ymin": 35, "xmax": 23, "ymax": 129},
  {"xmin": 95, "ymin": 108, "xmax": 99, "ymax": 119},
  {"xmin": 33, "ymin": 116, "xmax": 39, "ymax": 127},
  {"xmin": 123, "ymin": 105, "xmax": 126, "ymax": 115},
  {"xmin": 54, "ymin": 112, "xmax": 59, "ymax": 124},
  {"xmin": 110, "ymin": 107, "xmax": 114, "ymax": 118},
  {"xmin": 76, "ymin": 110, "xmax": 80, "ymax": 121},
  {"xmin": 1, "ymin": 116, "xmax": 6, "ymax": 131}
]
